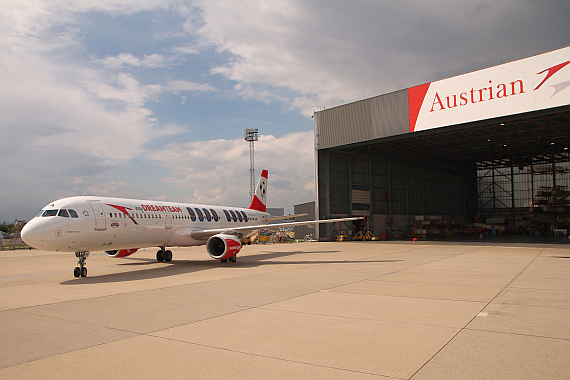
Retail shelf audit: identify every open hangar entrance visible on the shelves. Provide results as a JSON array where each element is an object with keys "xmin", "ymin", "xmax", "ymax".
[
  {"xmin": 317, "ymin": 106, "xmax": 570, "ymax": 241},
  {"xmin": 314, "ymin": 46, "xmax": 570, "ymax": 242}
]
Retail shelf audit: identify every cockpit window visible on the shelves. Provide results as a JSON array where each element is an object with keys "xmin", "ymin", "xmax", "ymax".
[
  {"xmin": 58, "ymin": 209, "xmax": 70, "ymax": 218},
  {"xmin": 68, "ymin": 209, "xmax": 78, "ymax": 218},
  {"xmin": 41, "ymin": 210, "xmax": 58, "ymax": 217}
]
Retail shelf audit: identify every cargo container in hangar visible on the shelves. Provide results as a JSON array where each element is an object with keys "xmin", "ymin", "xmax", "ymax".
[{"xmin": 314, "ymin": 46, "xmax": 570, "ymax": 242}]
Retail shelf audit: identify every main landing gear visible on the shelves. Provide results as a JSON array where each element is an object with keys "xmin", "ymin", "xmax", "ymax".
[
  {"xmin": 156, "ymin": 247, "xmax": 173, "ymax": 262},
  {"xmin": 74, "ymin": 251, "xmax": 89, "ymax": 278},
  {"xmin": 221, "ymin": 255, "xmax": 237, "ymax": 263}
]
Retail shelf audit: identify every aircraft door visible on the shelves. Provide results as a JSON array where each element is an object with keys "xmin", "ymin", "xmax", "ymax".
[
  {"xmin": 89, "ymin": 201, "xmax": 106, "ymax": 231},
  {"xmin": 165, "ymin": 213, "xmax": 172, "ymax": 229}
]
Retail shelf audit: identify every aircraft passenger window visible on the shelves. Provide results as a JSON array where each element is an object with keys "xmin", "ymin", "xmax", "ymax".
[
  {"xmin": 119, "ymin": 213, "xmax": 122, "ymax": 218},
  {"xmin": 58, "ymin": 209, "xmax": 70, "ymax": 218},
  {"xmin": 68, "ymin": 209, "xmax": 78, "ymax": 218},
  {"xmin": 223, "ymin": 210, "xmax": 231, "ymax": 221},
  {"xmin": 202, "ymin": 208, "xmax": 212, "ymax": 222},
  {"xmin": 229, "ymin": 210, "xmax": 238, "ymax": 222},
  {"xmin": 42, "ymin": 210, "xmax": 58, "ymax": 217},
  {"xmin": 210, "ymin": 209, "xmax": 219, "ymax": 222},
  {"xmin": 241, "ymin": 211, "xmax": 248, "ymax": 222},
  {"xmin": 114, "ymin": 213, "xmax": 117, "ymax": 218},
  {"xmin": 186, "ymin": 207, "xmax": 197, "ymax": 221},
  {"xmin": 195, "ymin": 208, "xmax": 204, "ymax": 222}
]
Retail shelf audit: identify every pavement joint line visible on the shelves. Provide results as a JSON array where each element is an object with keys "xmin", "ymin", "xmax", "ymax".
[
  {"xmin": 491, "ymin": 301, "xmax": 570, "ymax": 310},
  {"xmin": 463, "ymin": 326, "xmax": 570, "ymax": 341},
  {"xmin": 328, "ymin": 288, "xmax": 496, "ymax": 303},
  {"xmin": 0, "ymin": 328, "xmax": 140, "ymax": 370},
  {"xmin": 408, "ymin": 247, "xmax": 544, "ymax": 380},
  {"xmin": 146, "ymin": 334, "xmax": 404, "ymax": 380},
  {"xmin": 254, "ymin": 306, "xmax": 474, "ymax": 330},
  {"xmin": 354, "ymin": 278, "xmax": 506, "ymax": 287},
  {"xmin": 321, "ymin": 246, "xmax": 487, "ymax": 294},
  {"xmin": 508, "ymin": 285, "xmax": 570, "ymax": 292}
]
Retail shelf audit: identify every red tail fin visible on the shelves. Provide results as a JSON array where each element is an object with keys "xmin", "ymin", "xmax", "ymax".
[{"xmin": 248, "ymin": 169, "xmax": 268, "ymax": 212}]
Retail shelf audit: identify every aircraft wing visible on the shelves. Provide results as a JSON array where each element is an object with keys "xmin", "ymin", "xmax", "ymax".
[
  {"xmin": 188, "ymin": 217, "xmax": 363, "ymax": 241},
  {"xmin": 265, "ymin": 213, "xmax": 309, "ymax": 222}
]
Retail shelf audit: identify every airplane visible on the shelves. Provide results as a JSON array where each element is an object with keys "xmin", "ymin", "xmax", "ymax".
[{"xmin": 21, "ymin": 170, "xmax": 362, "ymax": 277}]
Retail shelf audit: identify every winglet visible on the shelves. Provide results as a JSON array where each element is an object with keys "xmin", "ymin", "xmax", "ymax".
[{"xmin": 248, "ymin": 169, "xmax": 268, "ymax": 212}]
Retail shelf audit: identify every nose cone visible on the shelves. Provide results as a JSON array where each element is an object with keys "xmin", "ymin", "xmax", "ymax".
[{"xmin": 21, "ymin": 218, "xmax": 46, "ymax": 249}]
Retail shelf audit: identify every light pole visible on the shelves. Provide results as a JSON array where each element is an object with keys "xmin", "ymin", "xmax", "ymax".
[{"xmin": 244, "ymin": 128, "xmax": 259, "ymax": 203}]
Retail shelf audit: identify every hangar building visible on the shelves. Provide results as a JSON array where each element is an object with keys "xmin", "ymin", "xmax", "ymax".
[{"xmin": 314, "ymin": 46, "xmax": 570, "ymax": 241}]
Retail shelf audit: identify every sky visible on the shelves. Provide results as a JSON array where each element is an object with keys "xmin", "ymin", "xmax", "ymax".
[{"xmin": 1, "ymin": 0, "xmax": 569, "ymax": 223}]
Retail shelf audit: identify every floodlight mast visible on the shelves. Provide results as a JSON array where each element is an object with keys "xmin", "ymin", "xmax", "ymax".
[{"xmin": 244, "ymin": 128, "xmax": 259, "ymax": 203}]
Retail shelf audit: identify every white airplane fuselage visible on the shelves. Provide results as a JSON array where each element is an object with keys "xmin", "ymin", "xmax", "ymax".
[
  {"xmin": 21, "ymin": 170, "xmax": 362, "ymax": 278},
  {"xmin": 22, "ymin": 196, "xmax": 269, "ymax": 253}
]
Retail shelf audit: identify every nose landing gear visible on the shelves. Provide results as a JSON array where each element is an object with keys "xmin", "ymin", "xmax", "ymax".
[{"xmin": 74, "ymin": 251, "xmax": 89, "ymax": 278}]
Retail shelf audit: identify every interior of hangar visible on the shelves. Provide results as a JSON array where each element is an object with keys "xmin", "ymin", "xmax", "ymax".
[{"xmin": 314, "ymin": 46, "xmax": 570, "ymax": 242}]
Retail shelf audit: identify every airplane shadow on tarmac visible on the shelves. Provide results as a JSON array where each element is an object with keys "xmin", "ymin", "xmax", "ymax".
[{"xmin": 60, "ymin": 249, "xmax": 403, "ymax": 285}]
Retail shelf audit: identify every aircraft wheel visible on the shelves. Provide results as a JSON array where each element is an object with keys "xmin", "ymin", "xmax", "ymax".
[
  {"xmin": 229, "ymin": 256, "xmax": 236, "ymax": 263},
  {"xmin": 81, "ymin": 267, "xmax": 88, "ymax": 277},
  {"xmin": 156, "ymin": 250, "xmax": 164, "ymax": 262},
  {"xmin": 164, "ymin": 250, "xmax": 172, "ymax": 262},
  {"xmin": 74, "ymin": 267, "xmax": 81, "ymax": 278},
  {"xmin": 221, "ymin": 259, "xmax": 228, "ymax": 263}
]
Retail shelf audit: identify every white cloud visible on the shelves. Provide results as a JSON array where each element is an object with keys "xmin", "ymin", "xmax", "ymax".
[
  {"xmin": 167, "ymin": 80, "xmax": 216, "ymax": 93},
  {"xmin": 98, "ymin": 53, "xmax": 178, "ymax": 69},
  {"xmin": 147, "ymin": 131, "xmax": 316, "ymax": 210},
  {"xmin": 0, "ymin": 0, "xmax": 187, "ymax": 222},
  {"xmin": 194, "ymin": 0, "xmax": 570, "ymax": 115}
]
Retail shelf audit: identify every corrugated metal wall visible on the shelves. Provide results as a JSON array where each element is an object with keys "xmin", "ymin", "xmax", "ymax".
[
  {"xmin": 293, "ymin": 202, "xmax": 316, "ymax": 240},
  {"xmin": 315, "ymin": 89, "xmax": 409, "ymax": 150}
]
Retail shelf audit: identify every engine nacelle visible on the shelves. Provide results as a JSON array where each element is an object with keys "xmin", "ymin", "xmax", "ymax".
[
  {"xmin": 206, "ymin": 234, "xmax": 242, "ymax": 260},
  {"xmin": 105, "ymin": 248, "xmax": 138, "ymax": 258}
]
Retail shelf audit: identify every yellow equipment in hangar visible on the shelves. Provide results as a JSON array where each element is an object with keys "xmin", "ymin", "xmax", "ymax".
[{"xmin": 353, "ymin": 230, "xmax": 379, "ymax": 241}]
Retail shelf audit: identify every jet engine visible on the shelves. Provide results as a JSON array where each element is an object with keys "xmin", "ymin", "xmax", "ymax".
[
  {"xmin": 206, "ymin": 234, "xmax": 242, "ymax": 260},
  {"xmin": 105, "ymin": 248, "xmax": 138, "ymax": 258}
]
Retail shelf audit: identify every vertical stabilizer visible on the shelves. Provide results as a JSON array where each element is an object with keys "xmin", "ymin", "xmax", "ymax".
[{"xmin": 248, "ymin": 169, "xmax": 268, "ymax": 212}]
